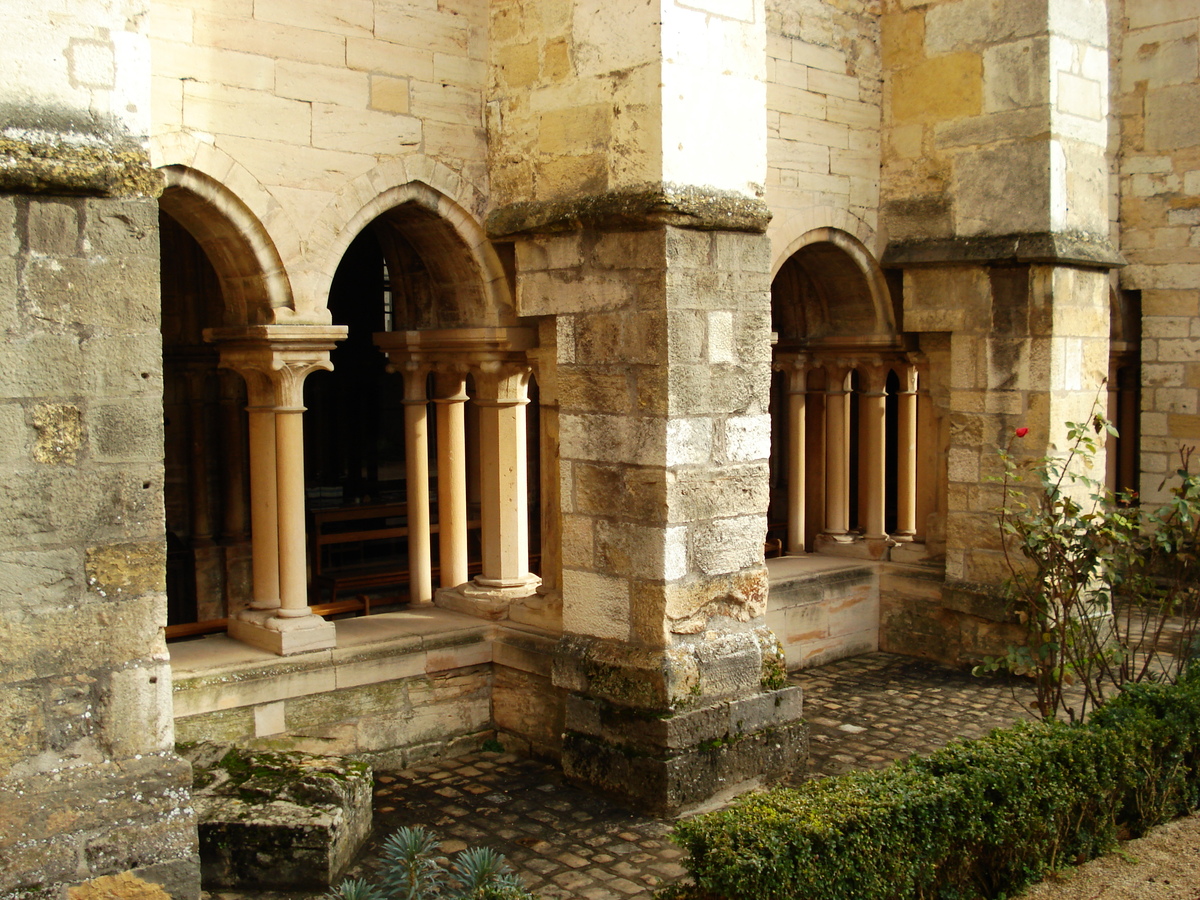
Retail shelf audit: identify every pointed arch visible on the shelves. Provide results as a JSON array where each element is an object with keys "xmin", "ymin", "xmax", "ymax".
[{"xmin": 159, "ymin": 166, "xmax": 294, "ymax": 326}]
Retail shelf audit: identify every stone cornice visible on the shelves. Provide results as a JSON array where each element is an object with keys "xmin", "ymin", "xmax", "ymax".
[
  {"xmin": 883, "ymin": 232, "xmax": 1125, "ymax": 270},
  {"xmin": 486, "ymin": 183, "xmax": 773, "ymax": 238},
  {"xmin": 0, "ymin": 131, "xmax": 161, "ymax": 198}
]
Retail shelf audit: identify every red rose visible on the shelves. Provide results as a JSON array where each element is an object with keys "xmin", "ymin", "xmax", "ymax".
[{"xmin": 1015, "ymin": 427, "xmax": 1029, "ymax": 437}]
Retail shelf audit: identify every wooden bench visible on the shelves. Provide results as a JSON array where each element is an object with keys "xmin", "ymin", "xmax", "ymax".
[{"xmin": 308, "ymin": 501, "xmax": 484, "ymax": 606}]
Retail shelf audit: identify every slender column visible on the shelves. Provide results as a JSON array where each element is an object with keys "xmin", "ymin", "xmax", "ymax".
[
  {"xmin": 806, "ymin": 368, "xmax": 827, "ymax": 541},
  {"xmin": 859, "ymin": 364, "xmax": 888, "ymax": 542},
  {"xmin": 914, "ymin": 357, "xmax": 935, "ymax": 543},
  {"xmin": 209, "ymin": 325, "xmax": 346, "ymax": 655},
  {"xmin": 402, "ymin": 363, "xmax": 434, "ymax": 604},
  {"xmin": 784, "ymin": 359, "xmax": 807, "ymax": 554},
  {"xmin": 433, "ymin": 367, "xmax": 470, "ymax": 589},
  {"xmin": 243, "ymin": 375, "xmax": 281, "ymax": 610},
  {"xmin": 472, "ymin": 361, "xmax": 537, "ymax": 588},
  {"xmin": 823, "ymin": 365, "xmax": 851, "ymax": 539},
  {"xmin": 894, "ymin": 363, "xmax": 919, "ymax": 541}
]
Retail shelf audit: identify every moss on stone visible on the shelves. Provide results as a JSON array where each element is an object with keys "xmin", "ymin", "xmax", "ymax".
[
  {"xmin": 0, "ymin": 137, "xmax": 162, "ymax": 198},
  {"xmin": 486, "ymin": 182, "xmax": 772, "ymax": 238}
]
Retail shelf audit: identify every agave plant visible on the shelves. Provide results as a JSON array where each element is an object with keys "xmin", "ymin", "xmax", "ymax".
[{"xmin": 324, "ymin": 825, "xmax": 536, "ymax": 900}]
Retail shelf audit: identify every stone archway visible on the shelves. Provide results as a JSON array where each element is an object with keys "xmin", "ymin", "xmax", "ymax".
[
  {"xmin": 768, "ymin": 229, "xmax": 917, "ymax": 558},
  {"xmin": 158, "ymin": 173, "xmax": 277, "ymax": 632}
]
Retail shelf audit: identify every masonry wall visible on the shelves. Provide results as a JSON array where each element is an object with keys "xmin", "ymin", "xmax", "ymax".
[
  {"xmin": 0, "ymin": 2, "xmax": 199, "ymax": 894},
  {"xmin": 1111, "ymin": 1, "xmax": 1200, "ymax": 504},
  {"xmin": 151, "ymin": 0, "xmax": 490, "ymax": 315},
  {"xmin": 766, "ymin": 0, "xmax": 883, "ymax": 254}
]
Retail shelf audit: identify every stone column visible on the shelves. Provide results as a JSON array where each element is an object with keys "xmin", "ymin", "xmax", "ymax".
[
  {"xmin": 433, "ymin": 366, "xmax": 470, "ymax": 589},
  {"xmin": 244, "ymin": 382, "xmax": 281, "ymax": 611},
  {"xmin": 375, "ymin": 328, "xmax": 540, "ymax": 619},
  {"xmin": 209, "ymin": 325, "xmax": 347, "ymax": 655},
  {"xmin": 401, "ymin": 362, "xmax": 434, "ymax": 604},
  {"xmin": 859, "ymin": 364, "xmax": 888, "ymax": 547},
  {"xmin": 894, "ymin": 363, "xmax": 919, "ymax": 542},
  {"xmin": 779, "ymin": 355, "xmax": 808, "ymax": 554},
  {"xmin": 821, "ymin": 365, "xmax": 852, "ymax": 542},
  {"xmin": 467, "ymin": 361, "xmax": 539, "ymax": 593}
]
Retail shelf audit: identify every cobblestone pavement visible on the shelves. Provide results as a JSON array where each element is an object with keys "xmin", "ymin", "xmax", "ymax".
[{"xmin": 205, "ymin": 652, "xmax": 1038, "ymax": 900}]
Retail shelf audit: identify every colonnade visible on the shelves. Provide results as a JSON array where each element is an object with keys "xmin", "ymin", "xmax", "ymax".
[
  {"xmin": 374, "ymin": 326, "xmax": 542, "ymax": 614},
  {"xmin": 775, "ymin": 352, "xmax": 929, "ymax": 557},
  {"xmin": 207, "ymin": 325, "xmax": 543, "ymax": 654}
]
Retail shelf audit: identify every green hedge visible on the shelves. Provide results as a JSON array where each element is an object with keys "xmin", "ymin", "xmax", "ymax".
[{"xmin": 664, "ymin": 670, "xmax": 1200, "ymax": 900}]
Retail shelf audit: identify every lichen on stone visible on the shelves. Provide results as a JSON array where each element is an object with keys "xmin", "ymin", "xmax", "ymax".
[{"xmin": 487, "ymin": 182, "xmax": 773, "ymax": 238}]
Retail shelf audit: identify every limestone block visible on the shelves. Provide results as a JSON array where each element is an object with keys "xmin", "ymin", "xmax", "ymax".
[
  {"xmin": 724, "ymin": 414, "xmax": 771, "ymax": 463},
  {"xmin": 664, "ymin": 464, "xmax": 769, "ymax": 524},
  {"xmin": 255, "ymin": 0, "xmax": 373, "ymax": 38},
  {"xmin": 311, "ymin": 103, "xmax": 422, "ymax": 154},
  {"xmin": 347, "ymin": 37, "xmax": 435, "ymax": 80},
  {"xmin": 185, "ymin": 744, "xmax": 372, "ymax": 889},
  {"xmin": 1127, "ymin": 0, "xmax": 1200, "ymax": 29},
  {"xmin": 892, "ymin": 52, "xmax": 983, "ymax": 123},
  {"xmin": 953, "ymin": 142, "xmax": 1051, "ymax": 235},
  {"xmin": 560, "ymin": 569, "xmax": 630, "ymax": 640},
  {"xmin": 1146, "ymin": 84, "xmax": 1200, "ymax": 150},
  {"xmin": 691, "ymin": 515, "xmax": 766, "ymax": 576},
  {"xmin": 183, "ymin": 81, "xmax": 311, "ymax": 142},
  {"xmin": 154, "ymin": 40, "xmax": 274, "ymax": 90},
  {"xmin": 493, "ymin": 665, "xmax": 564, "ymax": 755},
  {"xmin": 984, "ymin": 37, "xmax": 1050, "ymax": 112}
]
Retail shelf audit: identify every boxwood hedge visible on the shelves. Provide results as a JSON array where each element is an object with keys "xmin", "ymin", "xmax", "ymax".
[{"xmin": 663, "ymin": 669, "xmax": 1200, "ymax": 900}]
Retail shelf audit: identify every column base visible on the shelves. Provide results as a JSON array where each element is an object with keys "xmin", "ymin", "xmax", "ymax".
[
  {"xmin": 813, "ymin": 533, "xmax": 893, "ymax": 560},
  {"xmin": 561, "ymin": 687, "xmax": 808, "ymax": 817},
  {"xmin": 435, "ymin": 575, "xmax": 541, "ymax": 620},
  {"xmin": 228, "ymin": 608, "xmax": 336, "ymax": 655}
]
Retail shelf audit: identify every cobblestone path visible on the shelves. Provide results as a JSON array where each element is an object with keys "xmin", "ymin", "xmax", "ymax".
[{"xmin": 206, "ymin": 652, "xmax": 1038, "ymax": 900}]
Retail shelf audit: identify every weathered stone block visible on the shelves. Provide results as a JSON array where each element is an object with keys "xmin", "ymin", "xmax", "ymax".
[{"xmin": 184, "ymin": 744, "xmax": 372, "ymax": 890}]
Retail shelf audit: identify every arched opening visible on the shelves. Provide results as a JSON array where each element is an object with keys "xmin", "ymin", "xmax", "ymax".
[
  {"xmin": 768, "ymin": 233, "xmax": 915, "ymax": 558},
  {"xmin": 159, "ymin": 204, "xmax": 253, "ymax": 634},
  {"xmin": 304, "ymin": 203, "xmax": 541, "ymax": 611}
]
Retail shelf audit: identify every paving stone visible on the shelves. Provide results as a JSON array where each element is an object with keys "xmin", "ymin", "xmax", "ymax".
[{"xmin": 208, "ymin": 652, "xmax": 1035, "ymax": 900}]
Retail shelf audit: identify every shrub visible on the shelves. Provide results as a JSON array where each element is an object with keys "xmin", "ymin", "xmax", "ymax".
[
  {"xmin": 665, "ymin": 670, "xmax": 1200, "ymax": 900},
  {"xmin": 324, "ymin": 825, "xmax": 537, "ymax": 900},
  {"xmin": 984, "ymin": 416, "xmax": 1200, "ymax": 722}
]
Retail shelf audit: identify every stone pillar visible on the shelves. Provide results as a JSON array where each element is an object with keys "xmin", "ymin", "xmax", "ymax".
[
  {"xmin": 821, "ymin": 366, "xmax": 852, "ymax": 542},
  {"xmin": 779, "ymin": 355, "xmax": 808, "ymax": 554},
  {"xmin": 859, "ymin": 364, "xmax": 888, "ymax": 546},
  {"xmin": 244, "ymin": 396, "xmax": 281, "ymax": 611},
  {"xmin": 210, "ymin": 326, "xmax": 347, "ymax": 655},
  {"xmin": 468, "ymin": 361, "xmax": 539, "ymax": 592},
  {"xmin": 401, "ymin": 363, "xmax": 434, "ymax": 605},
  {"xmin": 375, "ymin": 328, "xmax": 540, "ymax": 620},
  {"xmin": 433, "ymin": 366, "xmax": 471, "ymax": 589},
  {"xmin": 894, "ymin": 363, "xmax": 919, "ymax": 542},
  {"xmin": 879, "ymin": 0, "xmax": 1122, "ymax": 660},
  {"xmin": 0, "ymin": 3, "xmax": 200, "ymax": 892},
  {"xmin": 488, "ymin": 0, "xmax": 803, "ymax": 815}
]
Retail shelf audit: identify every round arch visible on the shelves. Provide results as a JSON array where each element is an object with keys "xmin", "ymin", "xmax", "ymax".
[{"xmin": 771, "ymin": 227, "xmax": 896, "ymax": 344}]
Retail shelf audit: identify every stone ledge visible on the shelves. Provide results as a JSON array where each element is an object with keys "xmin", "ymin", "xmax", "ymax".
[
  {"xmin": 487, "ymin": 183, "xmax": 772, "ymax": 237},
  {"xmin": 883, "ymin": 232, "xmax": 1125, "ymax": 270},
  {"xmin": 0, "ymin": 133, "xmax": 161, "ymax": 198}
]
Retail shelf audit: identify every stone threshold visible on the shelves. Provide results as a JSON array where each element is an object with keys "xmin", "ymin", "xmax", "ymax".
[{"xmin": 170, "ymin": 606, "xmax": 496, "ymax": 721}]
